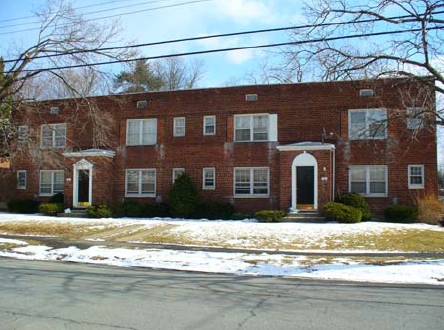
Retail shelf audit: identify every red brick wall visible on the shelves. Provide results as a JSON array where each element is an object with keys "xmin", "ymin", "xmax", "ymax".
[{"xmin": 10, "ymin": 79, "xmax": 438, "ymax": 214}]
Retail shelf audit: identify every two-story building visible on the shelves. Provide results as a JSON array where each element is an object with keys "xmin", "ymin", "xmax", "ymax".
[{"xmin": 10, "ymin": 78, "xmax": 438, "ymax": 214}]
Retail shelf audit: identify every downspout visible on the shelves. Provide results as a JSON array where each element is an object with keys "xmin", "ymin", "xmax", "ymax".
[{"xmin": 332, "ymin": 147, "xmax": 335, "ymax": 201}]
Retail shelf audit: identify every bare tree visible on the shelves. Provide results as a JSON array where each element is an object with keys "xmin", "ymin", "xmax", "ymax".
[
  {"xmin": 0, "ymin": 0, "xmax": 135, "ymax": 162},
  {"xmin": 279, "ymin": 0, "xmax": 443, "ymax": 123}
]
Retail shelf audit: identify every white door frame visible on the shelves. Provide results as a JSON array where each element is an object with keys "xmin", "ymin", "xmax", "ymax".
[
  {"xmin": 73, "ymin": 159, "xmax": 93, "ymax": 208},
  {"xmin": 291, "ymin": 152, "xmax": 318, "ymax": 210}
]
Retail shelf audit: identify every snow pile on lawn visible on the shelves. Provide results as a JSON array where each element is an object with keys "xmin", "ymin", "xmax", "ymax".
[{"xmin": 1, "ymin": 238, "xmax": 443, "ymax": 285}]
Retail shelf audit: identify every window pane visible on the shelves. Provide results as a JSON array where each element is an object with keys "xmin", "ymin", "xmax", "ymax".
[
  {"xmin": 204, "ymin": 169, "xmax": 215, "ymax": 188},
  {"xmin": 370, "ymin": 182, "xmax": 386, "ymax": 194},
  {"xmin": 370, "ymin": 166, "xmax": 385, "ymax": 180},
  {"xmin": 235, "ymin": 169, "xmax": 250, "ymax": 194},
  {"xmin": 350, "ymin": 182, "xmax": 366, "ymax": 194},
  {"xmin": 127, "ymin": 183, "xmax": 139, "ymax": 194},
  {"xmin": 41, "ymin": 125, "xmax": 53, "ymax": 147},
  {"xmin": 53, "ymin": 171, "xmax": 64, "ymax": 193},
  {"xmin": 410, "ymin": 166, "xmax": 422, "ymax": 176},
  {"xmin": 126, "ymin": 170, "xmax": 139, "ymax": 194},
  {"xmin": 350, "ymin": 167, "xmax": 366, "ymax": 180},
  {"xmin": 142, "ymin": 120, "xmax": 156, "ymax": 144},
  {"xmin": 174, "ymin": 118, "xmax": 185, "ymax": 136},
  {"xmin": 127, "ymin": 121, "xmax": 140, "ymax": 145},
  {"xmin": 350, "ymin": 112, "xmax": 366, "ymax": 124},
  {"xmin": 235, "ymin": 129, "xmax": 251, "ymax": 141},
  {"xmin": 253, "ymin": 116, "xmax": 268, "ymax": 141},
  {"xmin": 410, "ymin": 176, "xmax": 423, "ymax": 184},
  {"xmin": 141, "ymin": 182, "xmax": 155, "ymax": 194},
  {"xmin": 235, "ymin": 116, "xmax": 250, "ymax": 129}
]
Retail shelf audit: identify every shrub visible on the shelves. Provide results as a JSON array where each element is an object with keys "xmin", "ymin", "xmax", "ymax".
[
  {"xmin": 121, "ymin": 201, "xmax": 145, "ymax": 217},
  {"xmin": 50, "ymin": 193, "xmax": 64, "ymax": 204},
  {"xmin": 7, "ymin": 199, "xmax": 40, "ymax": 213},
  {"xmin": 143, "ymin": 202, "xmax": 170, "ymax": 218},
  {"xmin": 383, "ymin": 205, "xmax": 418, "ymax": 223},
  {"xmin": 231, "ymin": 212, "xmax": 255, "ymax": 220},
  {"xmin": 38, "ymin": 203, "xmax": 63, "ymax": 216},
  {"xmin": 322, "ymin": 202, "xmax": 362, "ymax": 223},
  {"xmin": 87, "ymin": 204, "xmax": 113, "ymax": 218},
  {"xmin": 336, "ymin": 193, "xmax": 371, "ymax": 221},
  {"xmin": 254, "ymin": 210, "xmax": 286, "ymax": 223},
  {"xmin": 168, "ymin": 173, "xmax": 199, "ymax": 218},
  {"xmin": 194, "ymin": 201, "xmax": 235, "ymax": 220},
  {"xmin": 416, "ymin": 195, "xmax": 444, "ymax": 225}
]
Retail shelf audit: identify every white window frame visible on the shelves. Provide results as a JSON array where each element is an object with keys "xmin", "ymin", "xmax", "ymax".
[
  {"xmin": 39, "ymin": 170, "xmax": 64, "ymax": 196},
  {"xmin": 40, "ymin": 123, "xmax": 66, "ymax": 148},
  {"xmin": 349, "ymin": 165, "xmax": 388, "ymax": 197},
  {"xmin": 172, "ymin": 168, "xmax": 185, "ymax": 184},
  {"xmin": 17, "ymin": 170, "xmax": 26, "ymax": 189},
  {"xmin": 126, "ymin": 119, "xmax": 157, "ymax": 146},
  {"xmin": 125, "ymin": 169, "xmax": 156, "ymax": 197},
  {"xmin": 202, "ymin": 167, "xmax": 216, "ymax": 190},
  {"xmin": 234, "ymin": 167, "xmax": 269, "ymax": 198},
  {"xmin": 17, "ymin": 125, "xmax": 29, "ymax": 142},
  {"xmin": 173, "ymin": 117, "xmax": 186, "ymax": 137},
  {"xmin": 407, "ymin": 107, "xmax": 424, "ymax": 130},
  {"xmin": 203, "ymin": 115, "xmax": 216, "ymax": 136},
  {"xmin": 234, "ymin": 114, "xmax": 269, "ymax": 142},
  {"xmin": 348, "ymin": 109, "xmax": 387, "ymax": 140},
  {"xmin": 408, "ymin": 165, "xmax": 424, "ymax": 189}
]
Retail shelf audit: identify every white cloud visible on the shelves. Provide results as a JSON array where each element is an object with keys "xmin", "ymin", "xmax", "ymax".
[
  {"xmin": 214, "ymin": 0, "xmax": 275, "ymax": 25},
  {"xmin": 227, "ymin": 48, "xmax": 255, "ymax": 64}
]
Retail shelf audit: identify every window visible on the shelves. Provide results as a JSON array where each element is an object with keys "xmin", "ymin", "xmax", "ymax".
[
  {"xmin": 17, "ymin": 170, "xmax": 26, "ymax": 189},
  {"xmin": 17, "ymin": 125, "xmax": 28, "ymax": 142},
  {"xmin": 348, "ymin": 109, "xmax": 387, "ymax": 140},
  {"xmin": 126, "ymin": 119, "xmax": 157, "ymax": 146},
  {"xmin": 172, "ymin": 168, "xmax": 185, "ymax": 183},
  {"xmin": 203, "ymin": 116, "xmax": 216, "ymax": 135},
  {"xmin": 125, "ymin": 169, "xmax": 156, "ymax": 197},
  {"xmin": 39, "ymin": 170, "xmax": 64, "ymax": 196},
  {"xmin": 234, "ymin": 168, "xmax": 269, "ymax": 197},
  {"xmin": 407, "ymin": 107, "xmax": 424, "ymax": 130},
  {"xmin": 234, "ymin": 114, "xmax": 268, "ymax": 142},
  {"xmin": 408, "ymin": 165, "xmax": 424, "ymax": 189},
  {"xmin": 203, "ymin": 168, "xmax": 215, "ymax": 190},
  {"xmin": 41, "ymin": 123, "xmax": 66, "ymax": 148},
  {"xmin": 349, "ymin": 165, "xmax": 387, "ymax": 197},
  {"xmin": 173, "ymin": 117, "xmax": 186, "ymax": 137}
]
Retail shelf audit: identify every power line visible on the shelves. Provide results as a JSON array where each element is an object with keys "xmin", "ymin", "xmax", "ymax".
[
  {"xmin": 7, "ymin": 27, "xmax": 439, "ymax": 75},
  {"xmin": 2, "ymin": 10, "xmax": 443, "ymax": 64},
  {"xmin": 0, "ymin": 0, "xmax": 149, "ymax": 24},
  {"xmin": 0, "ymin": 0, "xmax": 185, "ymax": 29},
  {"xmin": 0, "ymin": 0, "xmax": 222, "ymax": 35}
]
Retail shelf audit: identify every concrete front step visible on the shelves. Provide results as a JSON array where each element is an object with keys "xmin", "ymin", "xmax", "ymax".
[{"xmin": 282, "ymin": 211, "xmax": 326, "ymax": 223}]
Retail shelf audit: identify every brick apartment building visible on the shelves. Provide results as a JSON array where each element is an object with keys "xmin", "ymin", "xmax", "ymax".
[{"xmin": 10, "ymin": 78, "xmax": 438, "ymax": 214}]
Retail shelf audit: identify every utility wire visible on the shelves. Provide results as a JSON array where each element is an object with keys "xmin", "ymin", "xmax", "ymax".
[
  {"xmin": 3, "ymin": 10, "xmax": 443, "ymax": 64},
  {"xmin": 0, "ymin": 0, "xmax": 221, "ymax": 35},
  {"xmin": 0, "ymin": 0, "xmax": 188, "ymax": 29},
  {"xmin": 0, "ymin": 0, "xmax": 154, "ymax": 23},
  {"xmin": 6, "ymin": 27, "xmax": 440, "ymax": 74}
]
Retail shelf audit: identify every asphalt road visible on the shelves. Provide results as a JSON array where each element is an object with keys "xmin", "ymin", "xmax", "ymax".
[{"xmin": 0, "ymin": 258, "xmax": 443, "ymax": 330}]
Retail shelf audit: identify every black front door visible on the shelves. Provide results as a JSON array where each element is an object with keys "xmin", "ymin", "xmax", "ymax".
[
  {"xmin": 296, "ymin": 166, "xmax": 314, "ymax": 205},
  {"xmin": 78, "ymin": 169, "xmax": 89, "ymax": 204}
]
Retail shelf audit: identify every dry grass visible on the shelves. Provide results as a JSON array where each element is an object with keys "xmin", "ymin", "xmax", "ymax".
[
  {"xmin": 417, "ymin": 195, "xmax": 444, "ymax": 225},
  {"xmin": 0, "ymin": 221, "xmax": 117, "ymax": 239}
]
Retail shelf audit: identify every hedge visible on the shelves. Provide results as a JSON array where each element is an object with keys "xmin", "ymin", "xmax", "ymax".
[{"xmin": 322, "ymin": 202, "xmax": 362, "ymax": 223}]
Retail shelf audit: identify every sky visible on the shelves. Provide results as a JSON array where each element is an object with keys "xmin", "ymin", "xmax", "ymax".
[
  {"xmin": 0, "ymin": 0, "xmax": 442, "ymax": 162},
  {"xmin": 0, "ymin": 0, "xmax": 303, "ymax": 87}
]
